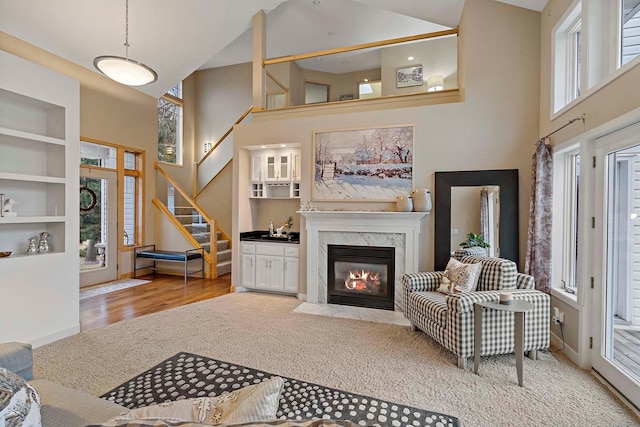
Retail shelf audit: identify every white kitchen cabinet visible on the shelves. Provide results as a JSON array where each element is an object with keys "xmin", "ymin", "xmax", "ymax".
[
  {"xmin": 240, "ymin": 242, "xmax": 298, "ymax": 294},
  {"xmin": 256, "ymin": 255, "xmax": 284, "ymax": 290},
  {"xmin": 251, "ymin": 155, "xmax": 263, "ymax": 182},
  {"xmin": 240, "ymin": 244, "xmax": 256, "ymax": 288},
  {"xmin": 248, "ymin": 147, "xmax": 301, "ymax": 199},
  {"xmin": 292, "ymin": 153, "xmax": 302, "ymax": 182},
  {"xmin": 0, "ymin": 51, "xmax": 80, "ymax": 345},
  {"xmin": 265, "ymin": 152, "xmax": 290, "ymax": 181}
]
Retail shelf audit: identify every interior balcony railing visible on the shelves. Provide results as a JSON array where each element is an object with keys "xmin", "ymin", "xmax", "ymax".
[
  {"xmin": 194, "ymin": 106, "xmax": 253, "ymax": 198},
  {"xmin": 262, "ymin": 27, "xmax": 459, "ymax": 111},
  {"xmin": 155, "ymin": 162, "xmax": 232, "ymax": 278}
]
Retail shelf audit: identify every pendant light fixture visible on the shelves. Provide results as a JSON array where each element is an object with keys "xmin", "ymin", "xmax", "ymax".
[{"xmin": 94, "ymin": 0, "xmax": 157, "ymax": 86}]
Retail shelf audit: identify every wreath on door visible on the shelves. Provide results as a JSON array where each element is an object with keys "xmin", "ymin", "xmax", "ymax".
[{"xmin": 80, "ymin": 185, "xmax": 97, "ymax": 212}]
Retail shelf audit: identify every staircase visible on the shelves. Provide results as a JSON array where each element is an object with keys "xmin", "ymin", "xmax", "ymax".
[{"xmin": 173, "ymin": 206, "xmax": 232, "ymax": 275}]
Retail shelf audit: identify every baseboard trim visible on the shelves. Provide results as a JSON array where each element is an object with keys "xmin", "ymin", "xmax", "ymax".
[
  {"xmin": 550, "ymin": 330, "xmax": 580, "ymax": 365},
  {"xmin": 30, "ymin": 325, "xmax": 80, "ymax": 348},
  {"xmin": 297, "ymin": 293, "xmax": 307, "ymax": 301}
]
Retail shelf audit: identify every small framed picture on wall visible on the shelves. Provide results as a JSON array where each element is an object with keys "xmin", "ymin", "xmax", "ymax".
[{"xmin": 396, "ymin": 65, "xmax": 423, "ymax": 88}]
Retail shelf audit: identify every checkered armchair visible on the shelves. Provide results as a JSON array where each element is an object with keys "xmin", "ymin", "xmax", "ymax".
[{"xmin": 402, "ymin": 255, "xmax": 550, "ymax": 368}]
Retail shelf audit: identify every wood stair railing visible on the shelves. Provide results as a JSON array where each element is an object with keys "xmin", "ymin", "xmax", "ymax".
[{"xmin": 155, "ymin": 162, "xmax": 232, "ymax": 278}]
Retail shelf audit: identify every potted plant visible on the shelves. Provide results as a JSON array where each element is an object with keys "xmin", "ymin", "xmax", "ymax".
[{"xmin": 460, "ymin": 232, "xmax": 490, "ymax": 255}]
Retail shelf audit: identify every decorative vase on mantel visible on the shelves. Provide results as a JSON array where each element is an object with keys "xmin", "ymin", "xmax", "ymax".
[
  {"xmin": 396, "ymin": 195, "xmax": 413, "ymax": 212},
  {"xmin": 411, "ymin": 189, "xmax": 432, "ymax": 212}
]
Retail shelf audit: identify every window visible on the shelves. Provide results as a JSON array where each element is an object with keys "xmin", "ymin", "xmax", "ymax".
[
  {"xmin": 80, "ymin": 141, "xmax": 117, "ymax": 169},
  {"xmin": 80, "ymin": 140, "xmax": 144, "ymax": 248},
  {"xmin": 553, "ymin": 1, "xmax": 582, "ymax": 112},
  {"xmin": 621, "ymin": 0, "xmax": 640, "ymax": 66},
  {"xmin": 158, "ymin": 82, "xmax": 183, "ymax": 165},
  {"xmin": 553, "ymin": 148, "xmax": 581, "ymax": 296},
  {"xmin": 564, "ymin": 152, "xmax": 580, "ymax": 293}
]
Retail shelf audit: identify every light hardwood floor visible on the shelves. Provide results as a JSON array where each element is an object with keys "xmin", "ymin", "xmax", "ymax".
[{"xmin": 79, "ymin": 274, "xmax": 232, "ymax": 331}]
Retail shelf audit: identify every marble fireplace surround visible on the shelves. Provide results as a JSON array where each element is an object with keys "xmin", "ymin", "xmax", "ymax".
[{"xmin": 299, "ymin": 211, "xmax": 428, "ymax": 311}]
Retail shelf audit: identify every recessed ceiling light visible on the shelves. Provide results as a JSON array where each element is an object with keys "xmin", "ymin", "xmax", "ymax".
[
  {"xmin": 313, "ymin": 0, "xmax": 320, "ymax": 4},
  {"xmin": 364, "ymin": 78, "xmax": 369, "ymax": 82},
  {"xmin": 408, "ymin": 56, "xmax": 415, "ymax": 61},
  {"xmin": 280, "ymin": 144, "xmax": 287, "ymax": 147},
  {"xmin": 328, "ymin": 32, "xmax": 335, "ymax": 36},
  {"xmin": 260, "ymin": 145, "xmax": 266, "ymax": 148}
]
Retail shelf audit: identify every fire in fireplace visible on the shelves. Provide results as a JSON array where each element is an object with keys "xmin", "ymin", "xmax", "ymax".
[{"xmin": 327, "ymin": 244, "xmax": 395, "ymax": 310}]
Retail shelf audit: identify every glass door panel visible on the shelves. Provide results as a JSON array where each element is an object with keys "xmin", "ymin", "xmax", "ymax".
[
  {"xmin": 594, "ymin": 133, "xmax": 640, "ymax": 409},
  {"xmin": 80, "ymin": 169, "xmax": 117, "ymax": 287},
  {"xmin": 604, "ymin": 146, "xmax": 640, "ymax": 384}
]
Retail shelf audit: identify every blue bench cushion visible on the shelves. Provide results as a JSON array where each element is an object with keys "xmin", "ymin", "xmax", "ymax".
[{"xmin": 136, "ymin": 250, "xmax": 202, "ymax": 261}]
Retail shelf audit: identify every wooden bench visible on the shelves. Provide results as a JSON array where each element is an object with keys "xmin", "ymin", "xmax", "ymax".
[{"xmin": 133, "ymin": 245, "xmax": 205, "ymax": 284}]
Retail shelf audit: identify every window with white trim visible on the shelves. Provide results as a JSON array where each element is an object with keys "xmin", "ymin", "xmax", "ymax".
[
  {"xmin": 553, "ymin": 1, "xmax": 582, "ymax": 113},
  {"xmin": 621, "ymin": 0, "xmax": 640, "ymax": 66},
  {"xmin": 553, "ymin": 146, "xmax": 581, "ymax": 296},
  {"xmin": 158, "ymin": 82, "xmax": 183, "ymax": 165}
]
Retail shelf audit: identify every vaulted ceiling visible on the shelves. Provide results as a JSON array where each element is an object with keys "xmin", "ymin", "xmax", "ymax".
[{"xmin": 0, "ymin": 0, "xmax": 548, "ymax": 98}]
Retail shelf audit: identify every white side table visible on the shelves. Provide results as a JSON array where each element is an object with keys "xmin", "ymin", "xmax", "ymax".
[{"xmin": 474, "ymin": 300, "xmax": 534, "ymax": 386}]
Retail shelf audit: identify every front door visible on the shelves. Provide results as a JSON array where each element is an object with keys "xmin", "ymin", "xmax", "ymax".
[
  {"xmin": 593, "ymin": 122, "xmax": 640, "ymax": 409},
  {"xmin": 79, "ymin": 168, "xmax": 117, "ymax": 287}
]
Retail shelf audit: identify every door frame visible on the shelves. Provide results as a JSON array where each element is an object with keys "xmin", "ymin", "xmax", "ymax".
[
  {"xmin": 592, "ymin": 121, "xmax": 640, "ymax": 410},
  {"xmin": 80, "ymin": 168, "xmax": 118, "ymax": 287}
]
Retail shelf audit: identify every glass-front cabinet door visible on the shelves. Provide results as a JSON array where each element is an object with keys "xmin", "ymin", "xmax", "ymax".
[
  {"xmin": 279, "ymin": 154, "xmax": 290, "ymax": 181},
  {"xmin": 266, "ymin": 156, "xmax": 276, "ymax": 180}
]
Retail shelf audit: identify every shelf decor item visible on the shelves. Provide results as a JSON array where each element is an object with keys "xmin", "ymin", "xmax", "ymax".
[
  {"xmin": 396, "ymin": 195, "xmax": 413, "ymax": 212},
  {"xmin": 0, "ymin": 251, "xmax": 11, "ymax": 257},
  {"xmin": 26, "ymin": 238, "xmax": 37, "ymax": 254},
  {"xmin": 37, "ymin": 231, "xmax": 50, "ymax": 253},
  {"xmin": 3, "ymin": 198, "xmax": 19, "ymax": 217},
  {"xmin": 411, "ymin": 188, "xmax": 432, "ymax": 212},
  {"xmin": 0, "ymin": 193, "xmax": 4, "ymax": 217}
]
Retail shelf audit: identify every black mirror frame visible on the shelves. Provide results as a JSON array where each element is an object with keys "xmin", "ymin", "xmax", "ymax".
[{"xmin": 434, "ymin": 169, "xmax": 519, "ymax": 271}]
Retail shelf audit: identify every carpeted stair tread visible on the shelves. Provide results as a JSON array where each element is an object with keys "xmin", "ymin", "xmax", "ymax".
[
  {"xmin": 216, "ymin": 249, "xmax": 232, "ymax": 263},
  {"xmin": 216, "ymin": 261, "xmax": 232, "ymax": 276}
]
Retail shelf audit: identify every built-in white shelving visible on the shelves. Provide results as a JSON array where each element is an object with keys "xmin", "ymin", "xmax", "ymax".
[
  {"xmin": 0, "ymin": 50, "xmax": 80, "ymax": 346},
  {"xmin": 249, "ymin": 147, "xmax": 301, "ymax": 199}
]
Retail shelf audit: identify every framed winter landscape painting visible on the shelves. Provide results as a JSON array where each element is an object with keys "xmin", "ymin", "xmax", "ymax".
[{"xmin": 313, "ymin": 125, "xmax": 413, "ymax": 201}]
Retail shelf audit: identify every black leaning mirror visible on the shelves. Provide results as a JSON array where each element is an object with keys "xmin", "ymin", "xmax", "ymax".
[{"xmin": 434, "ymin": 169, "xmax": 519, "ymax": 271}]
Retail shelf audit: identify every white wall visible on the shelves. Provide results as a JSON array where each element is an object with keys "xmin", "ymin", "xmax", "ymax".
[
  {"xmin": 232, "ymin": 0, "xmax": 541, "ymax": 293},
  {"xmin": 381, "ymin": 35, "xmax": 458, "ymax": 96},
  {"xmin": 541, "ymin": 0, "xmax": 640, "ymax": 364}
]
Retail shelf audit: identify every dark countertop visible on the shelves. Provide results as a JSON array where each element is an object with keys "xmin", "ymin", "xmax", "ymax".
[{"xmin": 240, "ymin": 230, "xmax": 300, "ymax": 244}]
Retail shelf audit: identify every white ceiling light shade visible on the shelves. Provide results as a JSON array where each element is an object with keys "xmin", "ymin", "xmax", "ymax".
[
  {"xmin": 426, "ymin": 75, "xmax": 444, "ymax": 92},
  {"xmin": 94, "ymin": 0, "xmax": 157, "ymax": 86},
  {"xmin": 94, "ymin": 56, "xmax": 157, "ymax": 86}
]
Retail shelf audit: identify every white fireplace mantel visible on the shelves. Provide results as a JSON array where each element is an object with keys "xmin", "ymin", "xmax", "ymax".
[{"xmin": 299, "ymin": 210, "xmax": 428, "ymax": 309}]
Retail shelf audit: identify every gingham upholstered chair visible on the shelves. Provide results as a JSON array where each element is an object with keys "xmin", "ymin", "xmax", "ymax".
[{"xmin": 402, "ymin": 255, "xmax": 550, "ymax": 369}]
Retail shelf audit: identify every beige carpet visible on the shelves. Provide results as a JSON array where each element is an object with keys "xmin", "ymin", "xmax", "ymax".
[{"xmin": 34, "ymin": 293, "xmax": 639, "ymax": 426}]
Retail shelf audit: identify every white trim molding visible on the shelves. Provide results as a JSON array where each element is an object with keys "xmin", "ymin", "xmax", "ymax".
[{"xmin": 300, "ymin": 211, "xmax": 428, "ymax": 310}]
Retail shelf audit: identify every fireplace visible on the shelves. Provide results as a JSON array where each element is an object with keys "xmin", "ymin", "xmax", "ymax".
[{"xmin": 327, "ymin": 244, "xmax": 395, "ymax": 310}]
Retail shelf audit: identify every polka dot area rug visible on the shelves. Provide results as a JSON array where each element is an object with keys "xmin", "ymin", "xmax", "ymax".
[{"xmin": 101, "ymin": 352, "xmax": 459, "ymax": 427}]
